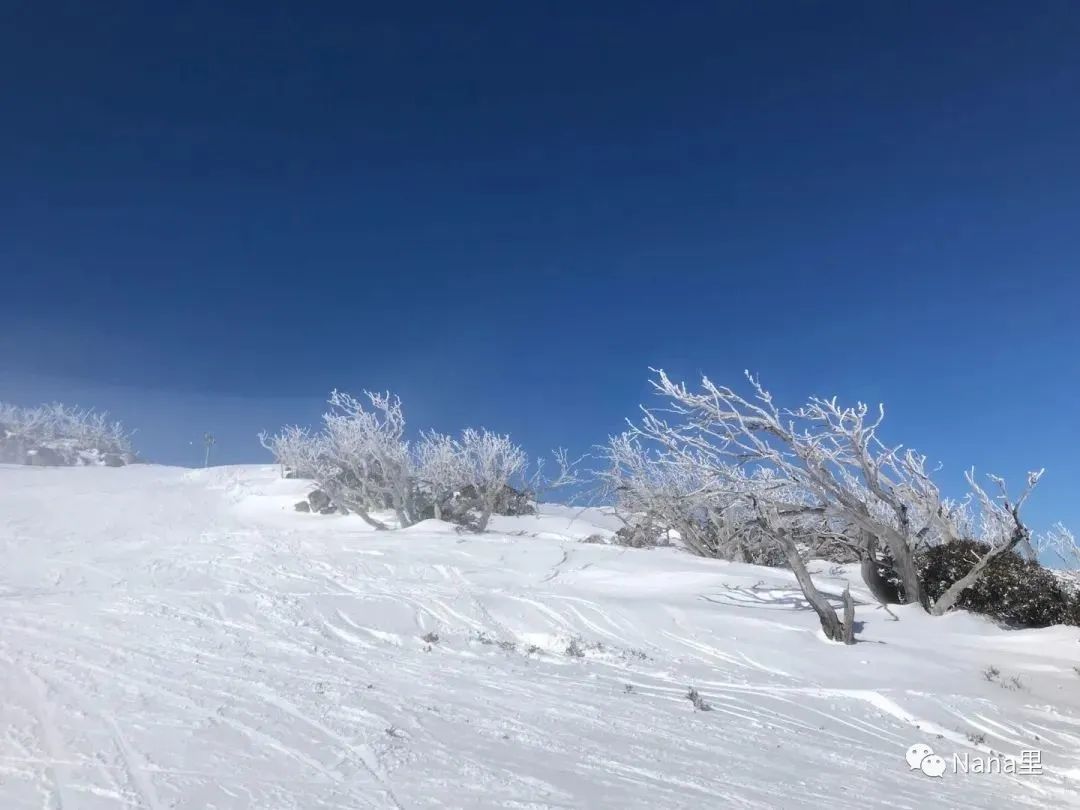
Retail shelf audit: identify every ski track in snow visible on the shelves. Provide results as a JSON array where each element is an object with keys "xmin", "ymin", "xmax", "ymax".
[{"xmin": 1, "ymin": 464, "xmax": 1079, "ymax": 808}]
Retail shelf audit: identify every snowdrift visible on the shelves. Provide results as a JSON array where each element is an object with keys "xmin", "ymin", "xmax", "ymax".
[{"xmin": 0, "ymin": 464, "xmax": 1077, "ymax": 808}]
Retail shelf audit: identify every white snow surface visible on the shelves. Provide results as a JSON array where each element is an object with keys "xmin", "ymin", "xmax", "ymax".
[{"xmin": 1, "ymin": 464, "xmax": 1078, "ymax": 809}]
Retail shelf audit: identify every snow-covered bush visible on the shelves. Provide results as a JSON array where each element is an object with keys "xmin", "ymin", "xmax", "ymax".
[
  {"xmin": 919, "ymin": 540, "xmax": 1075, "ymax": 628},
  {"xmin": 321, "ymin": 390, "xmax": 417, "ymax": 528},
  {"xmin": 415, "ymin": 431, "xmax": 464, "ymax": 521},
  {"xmin": 1067, "ymin": 592, "xmax": 1080, "ymax": 627},
  {"xmin": 261, "ymin": 391, "xmax": 417, "ymax": 529},
  {"xmin": 599, "ymin": 432, "xmax": 797, "ymax": 565},
  {"xmin": 413, "ymin": 429, "xmax": 534, "ymax": 529},
  {"xmin": 455, "ymin": 429, "xmax": 528, "ymax": 531},
  {"xmin": 262, "ymin": 394, "xmax": 555, "ymax": 531},
  {"xmin": 0, "ymin": 401, "xmax": 136, "ymax": 466},
  {"xmin": 258, "ymin": 425, "xmax": 320, "ymax": 479}
]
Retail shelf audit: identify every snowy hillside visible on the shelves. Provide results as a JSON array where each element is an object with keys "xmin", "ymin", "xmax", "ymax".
[{"xmin": 1, "ymin": 464, "xmax": 1078, "ymax": 809}]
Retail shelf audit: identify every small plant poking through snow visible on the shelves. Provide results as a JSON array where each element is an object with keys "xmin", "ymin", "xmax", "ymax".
[
  {"xmin": 687, "ymin": 687, "xmax": 713, "ymax": 711},
  {"xmin": 564, "ymin": 636, "xmax": 605, "ymax": 658},
  {"xmin": 983, "ymin": 665, "xmax": 1000, "ymax": 682},
  {"xmin": 421, "ymin": 631, "xmax": 440, "ymax": 644},
  {"xmin": 967, "ymin": 732, "xmax": 987, "ymax": 745},
  {"xmin": 1002, "ymin": 675, "xmax": 1026, "ymax": 692}
]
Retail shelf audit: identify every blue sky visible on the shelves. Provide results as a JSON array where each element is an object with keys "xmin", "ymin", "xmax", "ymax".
[{"xmin": 2, "ymin": 2, "xmax": 1078, "ymax": 529}]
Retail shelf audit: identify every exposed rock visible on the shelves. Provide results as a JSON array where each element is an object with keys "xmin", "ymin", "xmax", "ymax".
[
  {"xmin": 294, "ymin": 501, "xmax": 311, "ymax": 513},
  {"xmin": 27, "ymin": 447, "xmax": 67, "ymax": 466},
  {"xmin": 441, "ymin": 483, "xmax": 536, "ymax": 524},
  {"xmin": 308, "ymin": 490, "xmax": 332, "ymax": 512},
  {"xmin": 613, "ymin": 522, "xmax": 661, "ymax": 548},
  {"xmin": 0, "ymin": 436, "xmax": 29, "ymax": 464}
]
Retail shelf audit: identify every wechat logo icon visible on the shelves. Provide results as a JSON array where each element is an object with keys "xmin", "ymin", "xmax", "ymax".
[{"xmin": 906, "ymin": 744, "xmax": 947, "ymax": 778}]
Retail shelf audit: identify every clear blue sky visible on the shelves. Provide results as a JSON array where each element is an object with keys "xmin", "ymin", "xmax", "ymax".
[{"xmin": 2, "ymin": 2, "xmax": 1078, "ymax": 529}]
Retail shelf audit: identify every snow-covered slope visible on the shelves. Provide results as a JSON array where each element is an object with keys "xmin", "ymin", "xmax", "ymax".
[{"xmin": 1, "ymin": 464, "xmax": 1078, "ymax": 809}]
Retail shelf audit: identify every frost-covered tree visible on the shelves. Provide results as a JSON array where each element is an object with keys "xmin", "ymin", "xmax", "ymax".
[
  {"xmin": 0, "ymin": 401, "xmax": 135, "ymax": 465},
  {"xmin": 415, "ymin": 431, "xmax": 580, "ymax": 528},
  {"xmin": 321, "ymin": 390, "xmax": 416, "ymax": 528},
  {"xmin": 635, "ymin": 369, "xmax": 1055, "ymax": 620},
  {"xmin": 600, "ymin": 428, "xmax": 855, "ymax": 640},
  {"xmin": 259, "ymin": 425, "xmax": 318, "ymax": 479},
  {"xmin": 1035, "ymin": 522, "xmax": 1080, "ymax": 569},
  {"xmin": 415, "ymin": 431, "xmax": 466, "ymax": 521},
  {"xmin": 1036, "ymin": 523, "xmax": 1080, "ymax": 595},
  {"xmin": 261, "ymin": 393, "xmax": 561, "ymax": 530},
  {"xmin": 599, "ymin": 432, "xmax": 728, "ymax": 555},
  {"xmin": 260, "ymin": 391, "xmax": 417, "ymax": 530},
  {"xmin": 457, "ymin": 428, "xmax": 527, "ymax": 532},
  {"xmin": 523, "ymin": 447, "xmax": 586, "ymax": 506}
]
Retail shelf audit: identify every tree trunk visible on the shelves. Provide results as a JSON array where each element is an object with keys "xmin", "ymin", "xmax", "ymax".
[
  {"xmin": 843, "ymin": 508, "xmax": 928, "ymax": 610},
  {"xmin": 777, "ymin": 535, "xmax": 846, "ymax": 642},
  {"xmin": 477, "ymin": 503, "xmax": 493, "ymax": 532},
  {"xmin": 331, "ymin": 490, "xmax": 390, "ymax": 530},
  {"xmin": 931, "ymin": 529, "xmax": 1026, "ymax": 616},
  {"xmin": 433, "ymin": 501, "xmax": 443, "ymax": 521},
  {"xmin": 880, "ymin": 532, "xmax": 928, "ymax": 610},
  {"xmin": 350, "ymin": 506, "xmax": 389, "ymax": 531},
  {"xmin": 841, "ymin": 586, "xmax": 856, "ymax": 645}
]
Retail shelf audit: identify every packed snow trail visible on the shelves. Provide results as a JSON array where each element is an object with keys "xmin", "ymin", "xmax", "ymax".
[{"xmin": 1, "ymin": 465, "xmax": 1078, "ymax": 808}]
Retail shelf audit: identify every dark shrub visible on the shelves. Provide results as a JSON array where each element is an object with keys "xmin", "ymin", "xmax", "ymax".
[
  {"xmin": 919, "ymin": 539, "xmax": 1074, "ymax": 628},
  {"xmin": 1065, "ymin": 590, "xmax": 1080, "ymax": 627}
]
